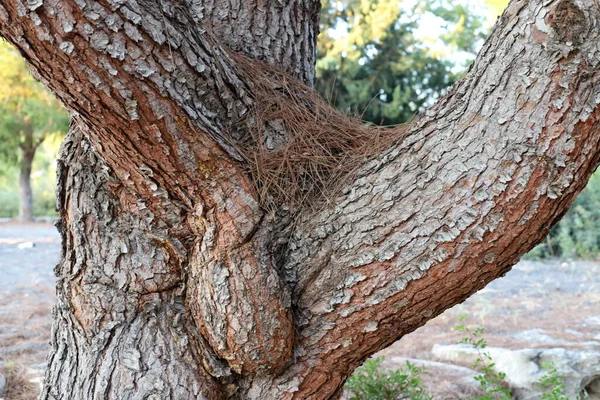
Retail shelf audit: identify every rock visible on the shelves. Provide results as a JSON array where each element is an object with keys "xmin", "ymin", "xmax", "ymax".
[
  {"xmin": 0, "ymin": 373, "xmax": 6, "ymax": 395},
  {"xmin": 381, "ymin": 356, "xmax": 478, "ymax": 384},
  {"xmin": 586, "ymin": 315, "xmax": 600, "ymax": 326},
  {"xmin": 432, "ymin": 344, "xmax": 600, "ymax": 399},
  {"xmin": 514, "ymin": 329, "xmax": 564, "ymax": 345},
  {"xmin": 513, "ymin": 329, "xmax": 600, "ymax": 349}
]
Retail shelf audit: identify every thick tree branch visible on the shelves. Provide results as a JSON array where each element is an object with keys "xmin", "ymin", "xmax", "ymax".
[
  {"xmin": 239, "ymin": 0, "xmax": 600, "ymax": 397},
  {"xmin": 0, "ymin": 0, "xmax": 259, "ymax": 249},
  {"xmin": 0, "ymin": 0, "xmax": 309, "ymax": 377}
]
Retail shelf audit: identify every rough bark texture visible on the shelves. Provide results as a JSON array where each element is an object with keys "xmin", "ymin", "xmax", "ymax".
[
  {"xmin": 45, "ymin": 126, "xmax": 222, "ymax": 399},
  {"xmin": 1, "ymin": 0, "xmax": 600, "ymax": 398}
]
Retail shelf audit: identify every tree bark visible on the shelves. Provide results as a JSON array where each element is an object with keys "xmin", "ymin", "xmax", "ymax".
[
  {"xmin": 1, "ymin": 0, "xmax": 600, "ymax": 398},
  {"xmin": 18, "ymin": 123, "xmax": 38, "ymax": 222},
  {"xmin": 18, "ymin": 147, "xmax": 35, "ymax": 222}
]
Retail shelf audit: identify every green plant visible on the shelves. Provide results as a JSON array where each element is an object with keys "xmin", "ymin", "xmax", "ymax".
[
  {"xmin": 538, "ymin": 363, "xmax": 569, "ymax": 400},
  {"xmin": 538, "ymin": 362, "xmax": 590, "ymax": 400},
  {"xmin": 344, "ymin": 357, "xmax": 432, "ymax": 400},
  {"xmin": 0, "ymin": 189, "xmax": 19, "ymax": 217},
  {"xmin": 316, "ymin": 0, "xmax": 507, "ymax": 126},
  {"xmin": 343, "ymin": 320, "xmax": 580, "ymax": 400},
  {"xmin": 456, "ymin": 315, "xmax": 512, "ymax": 400},
  {"xmin": 455, "ymin": 318, "xmax": 585, "ymax": 400}
]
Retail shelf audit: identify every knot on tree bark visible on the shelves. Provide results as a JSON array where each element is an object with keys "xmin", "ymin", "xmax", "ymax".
[
  {"xmin": 549, "ymin": 0, "xmax": 586, "ymax": 44},
  {"xmin": 187, "ymin": 209, "xmax": 295, "ymax": 376}
]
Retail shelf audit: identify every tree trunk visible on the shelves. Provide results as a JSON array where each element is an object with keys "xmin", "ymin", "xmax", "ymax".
[
  {"xmin": 18, "ymin": 146, "xmax": 35, "ymax": 222},
  {"xmin": 1, "ymin": 0, "xmax": 600, "ymax": 398}
]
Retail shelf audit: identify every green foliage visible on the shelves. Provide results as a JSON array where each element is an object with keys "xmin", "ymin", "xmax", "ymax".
[
  {"xmin": 0, "ymin": 190, "xmax": 19, "ymax": 217},
  {"xmin": 0, "ymin": 40, "xmax": 68, "ymax": 164},
  {"xmin": 538, "ymin": 362, "xmax": 590, "ymax": 400},
  {"xmin": 538, "ymin": 363, "xmax": 569, "ymax": 400},
  {"xmin": 0, "ymin": 39, "xmax": 66, "ymax": 218},
  {"xmin": 426, "ymin": 0, "xmax": 489, "ymax": 56},
  {"xmin": 0, "ymin": 136, "xmax": 61, "ymax": 218},
  {"xmin": 316, "ymin": 0, "xmax": 509, "ymax": 125},
  {"xmin": 317, "ymin": 0, "xmax": 453, "ymax": 125},
  {"xmin": 344, "ymin": 358, "xmax": 432, "ymax": 400},
  {"xmin": 456, "ymin": 315, "xmax": 512, "ymax": 399}
]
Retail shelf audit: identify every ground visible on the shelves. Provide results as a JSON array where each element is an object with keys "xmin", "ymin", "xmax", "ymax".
[
  {"xmin": 380, "ymin": 258, "xmax": 600, "ymax": 398},
  {"xmin": 0, "ymin": 221, "xmax": 57, "ymax": 399},
  {"xmin": 0, "ymin": 221, "xmax": 598, "ymax": 399}
]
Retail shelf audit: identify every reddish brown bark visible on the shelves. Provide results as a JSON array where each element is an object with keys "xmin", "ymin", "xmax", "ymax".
[{"xmin": 1, "ymin": 0, "xmax": 599, "ymax": 398}]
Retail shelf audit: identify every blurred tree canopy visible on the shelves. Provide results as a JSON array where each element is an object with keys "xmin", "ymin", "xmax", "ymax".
[
  {"xmin": 316, "ymin": 0, "xmax": 508, "ymax": 125},
  {"xmin": 0, "ymin": 40, "xmax": 68, "ymax": 220},
  {"xmin": 0, "ymin": 40, "xmax": 67, "ymax": 166}
]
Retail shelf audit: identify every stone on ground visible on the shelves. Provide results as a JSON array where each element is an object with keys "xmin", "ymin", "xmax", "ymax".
[{"xmin": 432, "ymin": 344, "xmax": 600, "ymax": 399}]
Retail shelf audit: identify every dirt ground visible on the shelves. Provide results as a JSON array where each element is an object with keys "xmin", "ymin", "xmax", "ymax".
[
  {"xmin": 380, "ymin": 259, "xmax": 600, "ymax": 398},
  {"xmin": 0, "ymin": 221, "xmax": 58, "ymax": 399},
  {"xmin": 0, "ymin": 221, "xmax": 599, "ymax": 399}
]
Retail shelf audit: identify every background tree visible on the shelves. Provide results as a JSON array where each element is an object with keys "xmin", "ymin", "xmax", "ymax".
[
  {"xmin": 0, "ymin": 40, "xmax": 68, "ymax": 221},
  {"xmin": 316, "ymin": 0, "xmax": 496, "ymax": 125},
  {"xmin": 0, "ymin": 0, "xmax": 599, "ymax": 399}
]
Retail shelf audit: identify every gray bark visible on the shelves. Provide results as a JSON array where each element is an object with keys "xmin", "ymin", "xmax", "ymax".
[
  {"xmin": 45, "ymin": 126, "xmax": 224, "ymax": 399},
  {"xmin": 0, "ymin": 0, "xmax": 599, "ymax": 398}
]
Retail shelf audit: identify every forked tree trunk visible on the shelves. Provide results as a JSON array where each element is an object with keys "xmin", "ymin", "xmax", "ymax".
[{"xmin": 1, "ymin": 0, "xmax": 600, "ymax": 398}]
